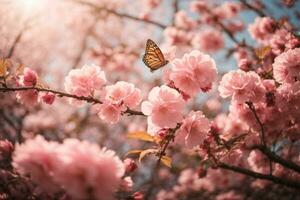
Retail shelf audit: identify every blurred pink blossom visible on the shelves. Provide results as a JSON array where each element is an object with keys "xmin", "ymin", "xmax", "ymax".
[
  {"xmin": 13, "ymin": 136, "xmax": 125, "ymax": 200},
  {"xmin": 174, "ymin": 11, "xmax": 196, "ymax": 30},
  {"xmin": 13, "ymin": 136, "xmax": 60, "ymax": 193},
  {"xmin": 270, "ymin": 29, "xmax": 300, "ymax": 55},
  {"xmin": 169, "ymin": 50, "xmax": 217, "ymax": 97},
  {"xmin": 247, "ymin": 150, "xmax": 269, "ymax": 174},
  {"xmin": 227, "ymin": 21, "xmax": 245, "ymax": 34},
  {"xmin": 40, "ymin": 92, "xmax": 56, "ymax": 105},
  {"xmin": 124, "ymin": 158, "xmax": 137, "ymax": 173},
  {"xmin": 22, "ymin": 67, "xmax": 38, "ymax": 86},
  {"xmin": 238, "ymin": 58, "xmax": 252, "ymax": 71},
  {"xmin": 192, "ymin": 29, "xmax": 224, "ymax": 52},
  {"xmin": 0, "ymin": 140, "xmax": 14, "ymax": 161},
  {"xmin": 215, "ymin": 2, "xmax": 242, "ymax": 19},
  {"xmin": 132, "ymin": 191, "xmax": 144, "ymax": 200},
  {"xmin": 141, "ymin": 85, "xmax": 185, "ymax": 128},
  {"xmin": 216, "ymin": 191, "xmax": 244, "ymax": 200},
  {"xmin": 248, "ymin": 17, "xmax": 277, "ymax": 43},
  {"xmin": 16, "ymin": 90, "xmax": 39, "ymax": 107},
  {"xmin": 120, "ymin": 176, "xmax": 133, "ymax": 192},
  {"xmin": 175, "ymin": 111, "xmax": 211, "ymax": 149},
  {"xmin": 54, "ymin": 139, "xmax": 124, "ymax": 200},
  {"xmin": 164, "ymin": 27, "xmax": 192, "ymax": 45},
  {"xmin": 190, "ymin": 1, "xmax": 208, "ymax": 13},
  {"xmin": 64, "ymin": 64, "xmax": 106, "ymax": 98},
  {"xmin": 273, "ymin": 48, "xmax": 300, "ymax": 84}
]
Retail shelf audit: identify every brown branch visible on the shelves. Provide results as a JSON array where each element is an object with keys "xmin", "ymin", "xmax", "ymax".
[
  {"xmin": 218, "ymin": 162, "xmax": 300, "ymax": 190},
  {"xmin": 245, "ymin": 101, "xmax": 266, "ymax": 146},
  {"xmin": 255, "ymin": 145, "xmax": 300, "ymax": 174},
  {"xmin": 145, "ymin": 123, "xmax": 181, "ymax": 199},
  {"xmin": 240, "ymin": 0, "xmax": 266, "ymax": 17},
  {"xmin": 6, "ymin": 16, "xmax": 36, "ymax": 59},
  {"xmin": 172, "ymin": 0, "xmax": 179, "ymax": 25},
  {"xmin": 0, "ymin": 86, "xmax": 144, "ymax": 116},
  {"xmin": 204, "ymin": 8, "xmax": 254, "ymax": 51},
  {"xmin": 69, "ymin": 0, "xmax": 167, "ymax": 29},
  {"xmin": 72, "ymin": 14, "xmax": 101, "ymax": 69}
]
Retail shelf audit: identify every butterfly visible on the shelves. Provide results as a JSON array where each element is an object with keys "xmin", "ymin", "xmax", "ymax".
[{"xmin": 142, "ymin": 39, "xmax": 169, "ymax": 72}]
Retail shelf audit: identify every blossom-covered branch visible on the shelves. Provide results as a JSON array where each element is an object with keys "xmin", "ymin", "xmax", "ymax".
[
  {"xmin": 0, "ymin": 85, "xmax": 144, "ymax": 116},
  {"xmin": 69, "ymin": 0, "xmax": 168, "ymax": 29}
]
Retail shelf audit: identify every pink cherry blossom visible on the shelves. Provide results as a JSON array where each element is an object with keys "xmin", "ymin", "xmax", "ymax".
[
  {"xmin": 174, "ymin": 11, "xmax": 196, "ymax": 30},
  {"xmin": 190, "ymin": 1, "xmax": 208, "ymax": 13},
  {"xmin": 96, "ymin": 103, "xmax": 124, "ymax": 124},
  {"xmin": 161, "ymin": 45, "xmax": 177, "ymax": 61},
  {"xmin": 270, "ymin": 29, "xmax": 300, "ymax": 55},
  {"xmin": 238, "ymin": 58, "xmax": 252, "ymax": 71},
  {"xmin": 13, "ymin": 136, "xmax": 60, "ymax": 193},
  {"xmin": 218, "ymin": 69, "xmax": 266, "ymax": 103},
  {"xmin": 16, "ymin": 90, "xmax": 39, "ymax": 107},
  {"xmin": 164, "ymin": 27, "xmax": 192, "ymax": 45},
  {"xmin": 13, "ymin": 136, "xmax": 125, "ymax": 200},
  {"xmin": 120, "ymin": 176, "xmax": 133, "ymax": 192},
  {"xmin": 124, "ymin": 158, "xmax": 137, "ymax": 173},
  {"xmin": 175, "ymin": 111, "xmax": 211, "ymax": 149},
  {"xmin": 104, "ymin": 81, "xmax": 142, "ymax": 109},
  {"xmin": 247, "ymin": 150, "xmax": 269, "ymax": 174},
  {"xmin": 215, "ymin": 2, "xmax": 242, "ymax": 19},
  {"xmin": 273, "ymin": 48, "xmax": 300, "ymax": 84},
  {"xmin": 141, "ymin": 85, "xmax": 185, "ymax": 128},
  {"xmin": 54, "ymin": 139, "xmax": 125, "ymax": 200},
  {"xmin": 192, "ymin": 29, "xmax": 224, "ymax": 52},
  {"xmin": 40, "ymin": 92, "xmax": 56, "ymax": 105},
  {"xmin": 169, "ymin": 50, "xmax": 217, "ymax": 97},
  {"xmin": 216, "ymin": 191, "xmax": 244, "ymax": 200},
  {"xmin": 226, "ymin": 21, "xmax": 245, "ymax": 34},
  {"xmin": 21, "ymin": 67, "xmax": 38, "ymax": 86},
  {"xmin": 248, "ymin": 17, "xmax": 277, "ymax": 43},
  {"xmin": 64, "ymin": 64, "xmax": 106, "ymax": 97}
]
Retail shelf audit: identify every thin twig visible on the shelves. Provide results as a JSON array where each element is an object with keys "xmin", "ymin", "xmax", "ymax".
[{"xmin": 245, "ymin": 101, "xmax": 266, "ymax": 146}]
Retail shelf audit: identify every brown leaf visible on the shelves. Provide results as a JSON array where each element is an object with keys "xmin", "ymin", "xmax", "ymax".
[
  {"xmin": 255, "ymin": 46, "xmax": 271, "ymax": 59},
  {"xmin": 161, "ymin": 156, "xmax": 172, "ymax": 168},
  {"xmin": 125, "ymin": 149, "xmax": 143, "ymax": 157},
  {"xmin": 127, "ymin": 131, "xmax": 155, "ymax": 142},
  {"xmin": 0, "ymin": 59, "xmax": 8, "ymax": 77},
  {"xmin": 139, "ymin": 149, "xmax": 157, "ymax": 162}
]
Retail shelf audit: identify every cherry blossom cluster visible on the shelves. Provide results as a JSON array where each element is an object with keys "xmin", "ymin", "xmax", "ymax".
[
  {"xmin": 13, "ymin": 136, "xmax": 126, "ymax": 200},
  {"xmin": 16, "ymin": 67, "xmax": 55, "ymax": 106}
]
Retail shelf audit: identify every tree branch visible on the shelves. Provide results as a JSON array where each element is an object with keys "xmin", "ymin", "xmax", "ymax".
[
  {"xmin": 255, "ymin": 145, "xmax": 300, "ymax": 174},
  {"xmin": 245, "ymin": 101, "xmax": 266, "ymax": 146},
  {"xmin": 218, "ymin": 162, "xmax": 300, "ymax": 190},
  {"xmin": 240, "ymin": 0, "xmax": 266, "ymax": 17},
  {"xmin": 69, "ymin": 0, "xmax": 167, "ymax": 29},
  {"xmin": 0, "ymin": 86, "xmax": 144, "ymax": 116}
]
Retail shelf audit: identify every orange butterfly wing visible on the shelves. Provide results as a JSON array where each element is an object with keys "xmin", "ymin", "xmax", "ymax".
[{"xmin": 143, "ymin": 39, "xmax": 168, "ymax": 71}]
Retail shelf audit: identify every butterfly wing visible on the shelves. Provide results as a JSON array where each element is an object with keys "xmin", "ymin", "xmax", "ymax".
[{"xmin": 143, "ymin": 39, "xmax": 168, "ymax": 71}]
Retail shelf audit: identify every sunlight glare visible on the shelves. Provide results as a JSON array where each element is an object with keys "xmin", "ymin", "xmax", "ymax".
[{"xmin": 19, "ymin": 0, "xmax": 44, "ymax": 11}]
